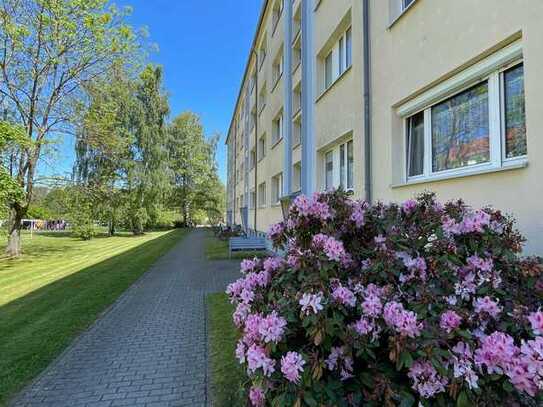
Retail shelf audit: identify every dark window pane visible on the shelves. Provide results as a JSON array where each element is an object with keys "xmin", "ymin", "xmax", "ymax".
[
  {"xmin": 403, "ymin": 0, "xmax": 415, "ymax": 10},
  {"xmin": 407, "ymin": 111, "xmax": 425, "ymax": 177},
  {"xmin": 339, "ymin": 37, "xmax": 344, "ymax": 74},
  {"xmin": 431, "ymin": 82, "xmax": 490, "ymax": 172},
  {"xmin": 325, "ymin": 151, "xmax": 334, "ymax": 190},
  {"xmin": 340, "ymin": 144, "xmax": 345, "ymax": 188},
  {"xmin": 347, "ymin": 140, "xmax": 354, "ymax": 189},
  {"xmin": 325, "ymin": 53, "xmax": 333, "ymax": 88},
  {"xmin": 346, "ymin": 28, "xmax": 352, "ymax": 68},
  {"xmin": 504, "ymin": 64, "xmax": 527, "ymax": 158}
]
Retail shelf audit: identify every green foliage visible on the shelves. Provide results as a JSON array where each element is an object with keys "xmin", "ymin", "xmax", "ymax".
[
  {"xmin": 0, "ymin": 0, "xmax": 142, "ymax": 254},
  {"xmin": 168, "ymin": 114, "xmax": 225, "ymax": 226},
  {"xmin": 229, "ymin": 191, "xmax": 543, "ymax": 406}
]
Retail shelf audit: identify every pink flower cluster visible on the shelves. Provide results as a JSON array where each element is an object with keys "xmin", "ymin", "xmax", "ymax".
[
  {"xmin": 267, "ymin": 222, "xmax": 284, "ymax": 240},
  {"xmin": 299, "ymin": 292, "xmax": 324, "ymax": 315},
  {"xmin": 350, "ymin": 201, "xmax": 366, "ymax": 228},
  {"xmin": 312, "ymin": 233, "xmax": 348, "ymax": 264},
  {"xmin": 440, "ymin": 310, "xmax": 462, "ymax": 333},
  {"xmin": 473, "ymin": 296, "xmax": 502, "ymax": 319},
  {"xmin": 325, "ymin": 346, "xmax": 354, "ymax": 381},
  {"xmin": 249, "ymin": 386, "xmax": 265, "ymax": 407},
  {"xmin": 247, "ymin": 344, "xmax": 276, "ymax": 376},
  {"xmin": 383, "ymin": 301, "xmax": 423, "ymax": 338},
  {"xmin": 408, "ymin": 360, "xmax": 448, "ymax": 398},
  {"xmin": 332, "ymin": 285, "xmax": 356, "ymax": 308},
  {"xmin": 401, "ymin": 199, "xmax": 417, "ymax": 214},
  {"xmin": 292, "ymin": 194, "xmax": 331, "ymax": 220},
  {"xmin": 280, "ymin": 351, "xmax": 305, "ymax": 383},
  {"xmin": 450, "ymin": 342, "xmax": 479, "ymax": 389},
  {"xmin": 397, "ymin": 252, "xmax": 427, "ymax": 282},
  {"xmin": 528, "ymin": 310, "xmax": 543, "ymax": 336},
  {"xmin": 474, "ymin": 331, "xmax": 543, "ymax": 396},
  {"xmin": 442, "ymin": 209, "xmax": 491, "ymax": 236}
]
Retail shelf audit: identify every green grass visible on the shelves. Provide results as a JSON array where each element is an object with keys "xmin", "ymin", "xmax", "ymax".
[
  {"xmin": 0, "ymin": 229, "xmax": 188, "ymax": 406},
  {"xmin": 207, "ymin": 292, "xmax": 245, "ymax": 406},
  {"xmin": 204, "ymin": 232, "xmax": 268, "ymax": 260}
]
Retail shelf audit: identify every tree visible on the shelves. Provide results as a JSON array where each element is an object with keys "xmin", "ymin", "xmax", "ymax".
[
  {"xmin": 0, "ymin": 0, "xmax": 139, "ymax": 255},
  {"xmin": 74, "ymin": 62, "xmax": 137, "ymax": 236},
  {"xmin": 168, "ymin": 112, "xmax": 218, "ymax": 226},
  {"xmin": 0, "ymin": 120, "xmax": 30, "ymax": 231},
  {"xmin": 125, "ymin": 65, "xmax": 170, "ymax": 234}
]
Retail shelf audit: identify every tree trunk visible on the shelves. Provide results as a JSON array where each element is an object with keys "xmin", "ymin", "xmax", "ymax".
[{"xmin": 5, "ymin": 206, "xmax": 23, "ymax": 257}]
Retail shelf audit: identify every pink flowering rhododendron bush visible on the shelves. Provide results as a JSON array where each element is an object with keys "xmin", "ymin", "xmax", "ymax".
[{"xmin": 226, "ymin": 191, "xmax": 543, "ymax": 406}]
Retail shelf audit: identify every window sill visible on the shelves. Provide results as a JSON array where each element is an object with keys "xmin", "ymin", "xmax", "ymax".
[
  {"xmin": 316, "ymin": 66, "xmax": 352, "ymax": 104},
  {"xmin": 388, "ymin": 1, "xmax": 418, "ymax": 29},
  {"xmin": 271, "ymin": 74, "xmax": 283, "ymax": 93},
  {"xmin": 391, "ymin": 160, "xmax": 528, "ymax": 189},
  {"xmin": 292, "ymin": 29, "xmax": 301, "ymax": 46},
  {"xmin": 271, "ymin": 137, "xmax": 283, "ymax": 150}
]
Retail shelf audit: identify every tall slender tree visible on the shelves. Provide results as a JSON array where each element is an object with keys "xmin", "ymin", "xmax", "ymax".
[{"xmin": 0, "ymin": 0, "xmax": 139, "ymax": 255}]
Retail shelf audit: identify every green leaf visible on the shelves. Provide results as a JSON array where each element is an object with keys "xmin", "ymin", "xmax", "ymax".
[
  {"xmin": 399, "ymin": 392, "xmax": 416, "ymax": 407},
  {"xmin": 456, "ymin": 391, "xmax": 472, "ymax": 407}
]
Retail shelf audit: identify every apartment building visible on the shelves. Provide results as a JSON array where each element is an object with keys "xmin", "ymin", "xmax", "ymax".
[{"xmin": 226, "ymin": 0, "xmax": 543, "ymax": 255}]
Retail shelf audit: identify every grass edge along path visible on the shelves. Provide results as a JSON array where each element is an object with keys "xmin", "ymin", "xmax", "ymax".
[
  {"xmin": 207, "ymin": 292, "xmax": 246, "ymax": 406},
  {"xmin": 0, "ymin": 228, "xmax": 188, "ymax": 406}
]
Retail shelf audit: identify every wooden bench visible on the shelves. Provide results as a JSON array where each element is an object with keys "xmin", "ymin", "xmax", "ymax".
[{"xmin": 229, "ymin": 236, "xmax": 267, "ymax": 258}]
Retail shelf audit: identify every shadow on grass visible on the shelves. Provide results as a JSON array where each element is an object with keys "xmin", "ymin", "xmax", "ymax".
[{"xmin": 0, "ymin": 229, "xmax": 187, "ymax": 406}]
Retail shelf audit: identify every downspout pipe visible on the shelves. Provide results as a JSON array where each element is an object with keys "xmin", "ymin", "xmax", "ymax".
[
  {"xmin": 363, "ymin": 0, "xmax": 372, "ymax": 203},
  {"xmin": 253, "ymin": 49, "xmax": 259, "ymax": 234}
]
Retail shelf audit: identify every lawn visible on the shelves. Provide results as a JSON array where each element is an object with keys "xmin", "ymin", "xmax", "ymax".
[
  {"xmin": 207, "ymin": 292, "xmax": 246, "ymax": 406},
  {"xmin": 0, "ymin": 229, "xmax": 188, "ymax": 406},
  {"xmin": 204, "ymin": 232, "xmax": 268, "ymax": 260}
]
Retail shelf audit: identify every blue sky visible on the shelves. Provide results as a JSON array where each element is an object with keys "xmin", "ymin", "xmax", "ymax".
[{"xmin": 44, "ymin": 0, "xmax": 263, "ymax": 184}]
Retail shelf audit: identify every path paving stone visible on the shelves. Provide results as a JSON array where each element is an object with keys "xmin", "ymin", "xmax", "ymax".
[{"xmin": 11, "ymin": 229, "xmax": 241, "ymax": 407}]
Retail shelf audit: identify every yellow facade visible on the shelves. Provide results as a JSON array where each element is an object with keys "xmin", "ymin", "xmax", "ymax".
[{"xmin": 226, "ymin": 0, "xmax": 543, "ymax": 254}]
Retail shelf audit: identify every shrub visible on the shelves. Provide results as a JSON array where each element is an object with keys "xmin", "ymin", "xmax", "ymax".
[{"xmin": 226, "ymin": 190, "xmax": 543, "ymax": 406}]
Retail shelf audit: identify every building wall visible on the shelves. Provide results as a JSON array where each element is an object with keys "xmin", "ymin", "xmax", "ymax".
[
  {"xmin": 371, "ymin": 0, "xmax": 543, "ymax": 254},
  {"xmin": 226, "ymin": 0, "xmax": 542, "ymax": 254}
]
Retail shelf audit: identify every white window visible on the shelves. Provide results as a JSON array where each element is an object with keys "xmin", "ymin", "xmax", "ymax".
[
  {"xmin": 273, "ymin": 49, "xmax": 284, "ymax": 88},
  {"xmin": 323, "ymin": 27, "xmax": 352, "ymax": 91},
  {"xmin": 323, "ymin": 140, "xmax": 354, "ymax": 191},
  {"xmin": 293, "ymin": 116, "xmax": 301, "ymax": 147},
  {"xmin": 293, "ymin": 83, "xmax": 302, "ymax": 114},
  {"xmin": 272, "ymin": 111, "xmax": 283, "ymax": 145},
  {"xmin": 259, "ymin": 85, "xmax": 267, "ymax": 114},
  {"xmin": 258, "ymin": 182, "xmax": 267, "ymax": 207},
  {"xmin": 405, "ymin": 61, "xmax": 526, "ymax": 181},
  {"xmin": 272, "ymin": 0, "xmax": 283, "ymax": 34},
  {"xmin": 293, "ymin": 162, "xmax": 302, "ymax": 192},
  {"xmin": 258, "ymin": 134, "xmax": 266, "ymax": 160},
  {"xmin": 272, "ymin": 173, "xmax": 283, "ymax": 204},
  {"xmin": 259, "ymin": 35, "xmax": 267, "ymax": 70}
]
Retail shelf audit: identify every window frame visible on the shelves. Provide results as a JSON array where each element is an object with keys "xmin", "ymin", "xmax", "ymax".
[
  {"xmin": 323, "ymin": 139, "xmax": 354, "ymax": 192},
  {"xmin": 272, "ymin": 110, "xmax": 284, "ymax": 146},
  {"xmin": 258, "ymin": 182, "xmax": 267, "ymax": 208},
  {"xmin": 403, "ymin": 59, "xmax": 527, "ymax": 184},
  {"xmin": 322, "ymin": 26, "xmax": 352, "ymax": 92},
  {"xmin": 272, "ymin": 173, "xmax": 283, "ymax": 205}
]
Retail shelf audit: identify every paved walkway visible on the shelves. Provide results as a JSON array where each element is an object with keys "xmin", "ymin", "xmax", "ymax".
[{"xmin": 11, "ymin": 229, "xmax": 241, "ymax": 407}]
